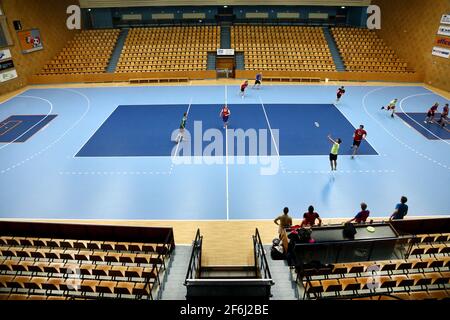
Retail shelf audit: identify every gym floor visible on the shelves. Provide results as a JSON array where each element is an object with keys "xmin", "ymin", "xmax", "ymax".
[{"xmin": 0, "ymin": 82, "xmax": 449, "ymax": 222}]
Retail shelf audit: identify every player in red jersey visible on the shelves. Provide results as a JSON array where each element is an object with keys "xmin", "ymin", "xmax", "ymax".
[
  {"xmin": 438, "ymin": 103, "xmax": 449, "ymax": 128},
  {"xmin": 351, "ymin": 125, "xmax": 367, "ymax": 159},
  {"xmin": 424, "ymin": 102, "xmax": 439, "ymax": 123},
  {"xmin": 336, "ymin": 86, "xmax": 346, "ymax": 102},
  {"xmin": 240, "ymin": 80, "xmax": 249, "ymax": 98},
  {"xmin": 220, "ymin": 105, "xmax": 231, "ymax": 128}
]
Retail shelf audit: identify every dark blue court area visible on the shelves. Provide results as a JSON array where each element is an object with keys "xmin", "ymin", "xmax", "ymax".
[
  {"xmin": 397, "ymin": 113, "xmax": 450, "ymax": 140},
  {"xmin": 76, "ymin": 104, "xmax": 378, "ymax": 157},
  {"xmin": 0, "ymin": 115, "xmax": 57, "ymax": 143}
]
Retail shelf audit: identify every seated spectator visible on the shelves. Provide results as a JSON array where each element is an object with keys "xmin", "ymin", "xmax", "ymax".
[
  {"xmin": 347, "ymin": 203, "xmax": 370, "ymax": 224},
  {"xmin": 390, "ymin": 196, "xmax": 408, "ymax": 220},
  {"xmin": 300, "ymin": 205, "xmax": 322, "ymax": 228},
  {"xmin": 274, "ymin": 207, "xmax": 293, "ymax": 235}
]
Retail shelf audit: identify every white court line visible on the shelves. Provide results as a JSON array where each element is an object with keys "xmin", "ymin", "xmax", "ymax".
[
  {"xmin": 258, "ymin": 96, "xmax": 281, "ymax": 158},
  {"xmin": 398, "ymin": 93, "xmax": 450, "ymax": 145},
  {"xmin": 171, "ymin": 97, "xmax": 193, "ymax": 163},
  {"xmin": 1, "ymin": 89, "xmax": 91, "ymax": 174},
  {"xmin": 362, "ymin": 86, "xmax": 450, "ymax": 171},
  {"xmin": 225, "ymin": 85, "xmax": 230, "ymax": 220},
  {"xmin": 0, "ymin": 95, "xmax": 53, "ymax": 150}
]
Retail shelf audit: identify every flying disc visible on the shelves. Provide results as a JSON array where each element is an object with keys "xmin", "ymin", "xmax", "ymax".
[
  {"xmin": 314, "ymin": 122, "xmax": 320, "ymax": 127},
  {"xmin": 367, "ymin": 226, "xmax": 375, "ymax": 233}
]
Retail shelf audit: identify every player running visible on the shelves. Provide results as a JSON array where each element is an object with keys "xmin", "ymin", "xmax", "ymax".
[
  {"xmin": 424, "ymin": 102, "xmax": 439, "ymax": 123},
  {"xmin": 438, "ymin": 103, "xmax": 449, "ymax": 128},
  {"xmin": 253, "ymin": 73, "xmax": 262, "ymax": 89},
  {"xmin": 240, "ymin": 80, "xmax": 249, "ymax": 98},
  {"xmin": 220, "ymin": 105, "xmax": 231, "ymax": 128},
  {"xmin": 351, "ymin": 125, "xmax": 367, "ymax": 159},
  {"xmin": 336, "ymin": 86, "xmax": 346, "ymax": 102},
  {"xmin": 381, "ymin": 98, "xmax": 398, "ymax": 118},
  {"xmin": 175, "ymin": 112, "xmax": 188, "ymax": 144}
]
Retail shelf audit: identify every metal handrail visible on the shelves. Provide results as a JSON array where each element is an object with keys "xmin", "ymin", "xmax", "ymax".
[
  {"xmin": 184, "ymin": 229, "xmax": 203, "ymax": 283},
  {"xmin": 253, "ymin": 228, "xmax": 272, "ymax": 280}
]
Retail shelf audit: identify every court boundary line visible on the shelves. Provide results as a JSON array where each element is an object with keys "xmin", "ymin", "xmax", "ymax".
[
  {"xmin": 396, "ymin": 112, "xmax": 450, "ymax": 140},
  {"xmin": 362, "ymin": 86, "xmax": 449, "ymax": 171},
  {"xmin": 0, "ymin": 96, "xmax": 54, "ymax": 150},
  {"xmin": 0, "ymin": 120, "xmax": 22, "ymax": 136},
  {"xmin": 397, "ymin": 93, "xmax": 450, "ymax": 145}
]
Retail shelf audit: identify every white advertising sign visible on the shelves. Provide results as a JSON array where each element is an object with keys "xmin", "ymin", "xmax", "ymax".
[
  {"xmin": 0, "ymin": 69, "xmax": 18, "ymax": 82},
  {"xmin": 437, "ymin": 25, "xmax": 450, "ymax": 36},
  {"xmin": 440, "ymin": 14, "xmax": 450, "ymax": 25},
  {"xmin": 0, "ymin": 49, "xmax": 12, "ymax": 61},
  {"xmin": 217, "ymin": 49, "xmax": 235, "ymax": 56},
  {"xmin": 431, "ymin": 46, "xmax": 450, "ymax": 59}
]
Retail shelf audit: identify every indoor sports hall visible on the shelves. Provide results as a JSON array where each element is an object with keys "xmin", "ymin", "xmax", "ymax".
[{"xmin": 0, "ymin": 0, "xmax": 449, "ymax": 303}]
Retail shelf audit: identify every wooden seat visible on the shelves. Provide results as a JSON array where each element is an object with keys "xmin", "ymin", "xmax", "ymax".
[{"xmin": 96, "ymin": 281, "xmax": 116, "ymax": 294}]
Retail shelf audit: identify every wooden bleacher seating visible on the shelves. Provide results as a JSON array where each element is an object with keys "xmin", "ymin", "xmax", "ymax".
[
  {"xmin": 116, "ymin": 26, "xmax": 220, "ymax": 73},
  {"xmin": 331, "ymin": 27, "xmax": 414, "ymax": 73},
  {"xmin": 0, "ymin": 222, "xmax": 174, "ymax": 300},
  {"xmin": 39, "ymin": 29, "xmax": 120, "ymax": 75},
  {"xmin": 296, "ymin": 232, "xmax": 450, "ymax": 300},
  {"xmin": 231, "ymin": 25, "xmax": 336, "ymax": 72}
]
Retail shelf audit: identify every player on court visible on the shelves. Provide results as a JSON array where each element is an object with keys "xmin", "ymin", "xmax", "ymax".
[
  {"xmin": 438, "ymin": 103, "xmax": 449, "ymax": 127},
  {"xmin": 240, "ymin": 80, "xmax": 249, "ymax": 98},
  {"xmin": 253, "ymin": 73, "xmax": 262, "ymax": 89},
  {"xmin": 381, "ymin": 98, "xmax": 398, "ymax": 118},
  {"xmin": 336, "ymin": 86, "xmax": 346, "ymax": 102},
  {"xmin": 220, "ymin": 105, "xmax": 231, "ymax": 128},
  {"xmin": 351, "ymin": 125, "xmax": 367, "ymax": 159},
  {"xmin": 424, "ymin": 102, "xmax": 439, "ymax": 123},
  {"xmin": 328, "ymin": 134, "xmax": 342, "ymax": 171},
  {"xmin": 175, "ymin": 112, "xmax": 188, "ymax": 143}
]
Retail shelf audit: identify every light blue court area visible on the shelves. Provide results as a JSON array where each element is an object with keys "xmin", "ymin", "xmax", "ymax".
[
  {"xmin": 0, "ymin": 115, "xmax": 57, "ymax": 143},
  {"xmin": 0, "ymin": 85, "xmax": 449, "ymax": 220},
  {"xmin": 396, "ymin": 113, "xmax": 450, "ymax": 140},
  {"xmin": 76, "ymin": 103, "xmax": 377, "ymax": 157}
]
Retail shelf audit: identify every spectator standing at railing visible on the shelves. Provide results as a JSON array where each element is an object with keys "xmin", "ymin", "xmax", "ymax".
[
  {"xmin": 347, "ymin": 202, "xmax": 370, "ymax": 224},
  {"xmin": 390, "ymin": 196, "xmax": 408, "ymax": 220},
  {"xmin": 300, "ymin": 205, "xmax": 322, "ymax": 228},
  {"xmin": 274, "ymin": 207, "xmax": 293, "ymax": 235}
]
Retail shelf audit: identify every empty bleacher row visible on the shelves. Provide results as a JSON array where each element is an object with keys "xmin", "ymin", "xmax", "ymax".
[
  {"xmin": 231, "ymin": 25, "xmax": 336, "ymax": 72},
  {"xmin": 115, "ymin": 26, "xmax": 220, "ymax": 73},
  {"xmin": 331, "ymin": 27, "xmax": 414, "ymax": 73},
  {"xmin": 0, "ymin": 222, "xmax": 174, "ymax": 300},
  {"xmin": 296, "ymin": 232, "xmax": 450, "ymax": 300},
  {"xmin": 40, "ymin": 29, "xmax": 120, "ymax": 75}
]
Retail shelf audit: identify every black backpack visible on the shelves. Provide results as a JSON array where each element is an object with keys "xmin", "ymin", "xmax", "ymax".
[{"xmin": 343, "ymin": 223, "xmax": 357, "ymax": 239}]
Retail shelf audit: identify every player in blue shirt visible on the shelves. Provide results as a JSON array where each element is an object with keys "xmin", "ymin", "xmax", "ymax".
[{"xmin": 253, "ymin": 73, "xmax": 262, "ymax": 90}]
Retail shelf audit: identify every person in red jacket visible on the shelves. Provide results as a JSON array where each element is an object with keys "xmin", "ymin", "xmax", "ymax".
[
  {"xmin": 336, "ymin": 86, "xmax": 346, "ymax": 102},
  {"xmin": 240, "ymin": 80, "xmax": 249, "ymax": 98},
  {"xmin": 351, "ymin": 125, "xmax": 367, "ymax": 159}
]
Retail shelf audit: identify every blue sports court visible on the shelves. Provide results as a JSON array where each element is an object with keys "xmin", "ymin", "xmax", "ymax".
[{"xmin": 0, "ymin": 84, "xmax": 449, "ymax": 220}]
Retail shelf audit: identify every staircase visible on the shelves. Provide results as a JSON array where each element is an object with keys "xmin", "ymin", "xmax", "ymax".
[
  {"xmin": 106, "ymin": 28, "xmax": 129, "ymax": 73},
  {"xmin": 235, "ymin": 52, "xmax": 245, "ymax": 70},
  {"xmin": 220, "ymin": 25, "xmax": 231, "ymax": 49},
  {"xmin": 264, "ymin": 245, "xmax": 298, "ymax": 300},
  {"xmin": 207, "ymin": 52, "xmax": 216, "ymax": 70},
  {"xmin": 322, "ymin": 27, "xmax": 346, "ymax": 72},
  {"xmin": 159, "ymin": 245, "xmax": 191, "ymax": 300}
]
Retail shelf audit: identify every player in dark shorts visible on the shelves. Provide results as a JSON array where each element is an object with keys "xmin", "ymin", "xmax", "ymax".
[
  {"xmin": 328, "ymin": 135, "xmax": 342, "ymax": 171},
  {"xmin": 336, "ymin": 86, "xmax": 346, "ymax": 102},
  {"xmin": 424, "ymin": 102, "xmax": 439, "ymax": 123},
  {"xmin": 220, "ymin": 105, "xmax": 231, "ymax": 128},
  {"xmin": 240, "ymin": 80, "xmax": 249, "ymax": 98},
  {"xmin": 253, "ymin": 73, "xmax": 262, "ymax": 89},
  {"xmin": 351, "ymin": 125, "xmax": 367, "ymax": 159},
  {"xmin": 176, "ymin": 112, "xmax": 188, "ymax": 143},
  {"xmin": 438, "ymin": 103, "xmax": 449, "ymax": 127},
  {"xmin": 381, "ymin": 98, "xmax": 398, "ymax": 118}
]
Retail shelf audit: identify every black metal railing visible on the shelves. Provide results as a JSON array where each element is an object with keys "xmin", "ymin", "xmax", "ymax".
[
  {"xmin": 184, "ymin": 229, "xmax": 203, "ymax": 283},
  {"xmin": 253, "ymin": 228, "xmax": 272, "ymax": 280}
]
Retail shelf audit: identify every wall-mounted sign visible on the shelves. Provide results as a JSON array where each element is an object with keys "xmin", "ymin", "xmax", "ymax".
[
  {"xmin": 217, "ymin": 49, "xmax": 235, "ymax": 56},
  {"xmin": 17, "ymin": 29, "xmax": 43, "ymax": 53},
  {"xmin": 437, "ymin": 25, "xmax": 450, "ymax": 36},
  {"xmin": 0, "ymin": 49, "xmax": 12, "ymax": 61},
  {"xmin": 440, "ymin": 14, "xmax": 450, "ymax": 25},
  {"xmin": 0, "ymin": 59, "xmax": 14, "ymax": 71},
  {"xmin": 431, "ymin": 46, "xmax": 450, "ymax": 59},
  {"xmin": 435, "ymin": 36, "xmax": 450, "ymax": 49},
  {"xmin": 0, "ymin": 69, "xmax": 18, "ymax": 82}
]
